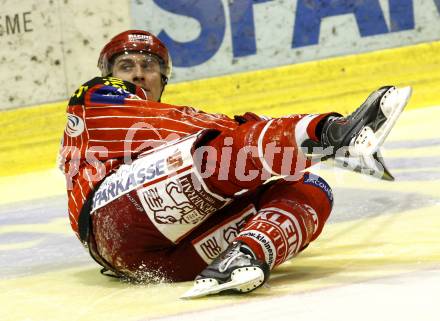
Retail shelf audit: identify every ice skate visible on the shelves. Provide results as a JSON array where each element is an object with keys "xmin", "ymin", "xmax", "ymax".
[
  {"xmin": 321, "ymin": 85, "xmax": 412, "ymax": 157},
  {"xmin": 304, "ymin": 86, "xmax": 412, "ymax": 180},
  {"xmin": 181, "ymin": 241, "xmax": 270, "ymax": 299}
]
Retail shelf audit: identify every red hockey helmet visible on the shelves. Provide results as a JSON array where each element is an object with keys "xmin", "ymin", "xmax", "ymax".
[{"xmin": 98, "ymin": 30, "xmax": 172, "ymax": 81}]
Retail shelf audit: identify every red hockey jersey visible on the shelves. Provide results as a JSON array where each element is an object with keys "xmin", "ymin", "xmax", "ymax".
[{"xmin": 59, "ymin": 76, "xmax": 238, "ymax": 237}]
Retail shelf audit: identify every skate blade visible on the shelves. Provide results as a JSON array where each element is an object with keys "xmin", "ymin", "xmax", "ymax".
[
  {"xmin": 353, "ymin": 86, "xmax": 412, "ymax": 156},
  {"xmin": 333, "ymin": 148, "xmax": 395, "ymax": 181},
  {"xmin": 180, "ymin": 267, "xmax": 265, "ymax": 299}
]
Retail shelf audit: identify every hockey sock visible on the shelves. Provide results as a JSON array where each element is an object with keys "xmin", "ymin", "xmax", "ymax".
[{"xmin": 235, "ymin": 202, "xmax": 315, "ymax": 269}]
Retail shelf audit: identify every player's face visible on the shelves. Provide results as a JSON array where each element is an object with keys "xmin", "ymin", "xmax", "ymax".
[{"xmin": 112, "ymin": 53, "xmax": 164, "ymax": 102}]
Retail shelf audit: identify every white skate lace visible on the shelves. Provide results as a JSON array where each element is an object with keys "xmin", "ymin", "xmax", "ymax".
[{"xmin": 218, "ymin": 252, "xmax": 251, "ymax": 273}]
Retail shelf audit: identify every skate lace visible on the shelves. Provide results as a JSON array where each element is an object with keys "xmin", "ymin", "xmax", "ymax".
[{"xmin": 218, "ymin": 251, "xmax": 251, "ymax": 273}]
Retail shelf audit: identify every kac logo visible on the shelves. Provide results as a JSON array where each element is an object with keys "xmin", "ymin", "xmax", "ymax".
[{"xmin": 65, "ymin": 114, "xmax": 85, "ymax": 137}]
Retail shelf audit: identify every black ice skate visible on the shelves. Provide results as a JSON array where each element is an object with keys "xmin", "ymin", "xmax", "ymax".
[
  {"xmin": 306, "ymin": 86, "xmax": 412, "ymax": 180},
  {"xmin": 321, "ymin": 86, "xmax": 412, "ymax": 157},
  {"xmin": 181, "ymin": 241, "xmax": 270, "ymax": 299}
]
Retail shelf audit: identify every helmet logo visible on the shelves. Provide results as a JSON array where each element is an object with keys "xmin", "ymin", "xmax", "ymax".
[{"xmin": 128, "ymin": 34, "xmax": 153, "ymax": 42}]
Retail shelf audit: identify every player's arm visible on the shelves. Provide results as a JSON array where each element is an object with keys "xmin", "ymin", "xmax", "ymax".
[{"xmin": 68, "ymin": 77, "xmax": 238, "ymax": 159}]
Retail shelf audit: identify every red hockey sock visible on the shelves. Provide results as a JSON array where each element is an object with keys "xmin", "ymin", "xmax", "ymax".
[
  {"xmin": 235, "ymin": 203, "xmax": 315, "ymax": 269},
  {"xmin": 235, "ymin": 174, "xmax": 333, "ymax": 269}
]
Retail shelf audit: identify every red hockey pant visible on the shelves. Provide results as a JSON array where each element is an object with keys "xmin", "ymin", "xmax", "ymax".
[{"xmin": 91, "ymin": 174, "xmax": 332, "ymax": 281}]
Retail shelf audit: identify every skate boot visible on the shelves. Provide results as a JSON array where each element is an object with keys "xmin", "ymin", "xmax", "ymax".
[
  {"xmin": 321, "ymin": 85, "xmax": 412, "ymax": 157},
  {"xmin": 181, "ymin": 241, "xmax": 270, "ymax": 299},
  {"xmin": 304, "ymin": 86, "xmax": 411, "ymax": 180}
]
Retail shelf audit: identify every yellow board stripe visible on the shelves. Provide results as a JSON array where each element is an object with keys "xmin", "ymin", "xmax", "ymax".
[
  {"xmin": 163, "ymin": 40, "xmax": 440, "ymax": 116},
  {"xmin": 1, "ymin": 40, "xmax": 440, "ymax": 176}
]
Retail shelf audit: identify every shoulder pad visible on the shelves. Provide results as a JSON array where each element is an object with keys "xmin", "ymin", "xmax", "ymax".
[
  {"xmin": 234, "ymin": 112, "xmax": 266, "ymax": 124},
  {"xmin": 69, "ymin": 76, "xmax": 139, "ymax": 106}
]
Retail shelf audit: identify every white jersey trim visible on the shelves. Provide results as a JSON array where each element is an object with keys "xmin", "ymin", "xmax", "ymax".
[
  {"xmin": 257, "ymin": 119, "xmax": 280, "ymax": 176},
  {"xmin": 294, "ymin": 114, "xmax": 319, "ymax": 148}
]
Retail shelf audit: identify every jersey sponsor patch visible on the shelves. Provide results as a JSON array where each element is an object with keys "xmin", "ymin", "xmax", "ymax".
[
  {"xmin": 91, "ymin": 131, "xmax": 232, "ymax": 243},
  {"xmin": 239, "ymin": 207, "xmax": 303, "ymax": 268},
  {"xmin": 138, "ymin": 173, "xmax": 225, "ymax": 225},
  {"xmin": 303, "ymin": 172, "xmax": 333, "ymax": 205},
  {"xmin": 91, "ymin": 158, "xmax": 167, "ymax": 211},
  {"xmin": 66, "ymin": 114, "xmax": 85, "ymax": 137},
  {"xmin": 137, "ymin": 168, "xmax": 231, "ymax": 243},
  {"xmin": 192, "ymin": 205, "xmax": 256, "ymax": 264},
  {"xmin": 238, "ymin": 229, "xmax": 277, "ymax": 268},
  {"xmin": 90, "ymin": 134, "xmax": 198, "ymax": 212}
]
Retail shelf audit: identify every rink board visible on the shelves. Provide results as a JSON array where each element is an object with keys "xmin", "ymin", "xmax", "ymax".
[
  {"xmin": 2, "ymin": 40, "xmax": 440, "ymax": 176},
  {"xmin": 1, "ymin": 105, "xmax": 439, "ymax": 320}
]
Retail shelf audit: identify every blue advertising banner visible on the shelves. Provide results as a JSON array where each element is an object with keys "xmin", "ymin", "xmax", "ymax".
[{"xmin": 132, "ymin": 0, "xmax": 440, "ymax": 82}]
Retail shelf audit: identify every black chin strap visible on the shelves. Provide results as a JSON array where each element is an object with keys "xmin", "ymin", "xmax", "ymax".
[{"xmin": 158, "ymin": 76, "xmax": 168, "ymax": 102}]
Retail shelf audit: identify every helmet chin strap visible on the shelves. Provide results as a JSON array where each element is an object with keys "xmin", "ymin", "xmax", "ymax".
[{"xmin": 158, "ymin": 76, "xmax": 168, "ymax": 102}]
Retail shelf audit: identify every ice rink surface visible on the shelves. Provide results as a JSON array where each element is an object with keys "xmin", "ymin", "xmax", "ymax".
[{"xmin": 1, "ymin": 106, "xmax": 439, "ymax": 321}]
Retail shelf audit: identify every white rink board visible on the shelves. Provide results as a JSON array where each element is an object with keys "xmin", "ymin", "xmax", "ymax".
[
  {"xmin": 0, "ymin": 1, "xmax": 66, "ymax": 110},
  {"xmin": 1, "ymin": 0, "xmax": 440, "ymax": 110},
  {"xmin": 0, "ymin": 0, "xmax": 130, "ymax": 110}
]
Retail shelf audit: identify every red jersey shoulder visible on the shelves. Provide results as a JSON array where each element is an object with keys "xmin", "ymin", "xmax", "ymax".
[
  {"xmin": 69, "ymin": 76, "xmax": 144, "ymax": 107},
  {"xmin": 234, "ymin": 112, "xmax": 268, "ymax": 124}
]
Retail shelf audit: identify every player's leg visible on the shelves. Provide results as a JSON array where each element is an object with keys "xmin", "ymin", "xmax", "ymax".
[
  {"xmin": 90, "ymin": 188, "xmax": 263, "ymax": 282},
  {"xmin": 182, "ymin": 173, "xmax": 333, "ymax": 298},
  {"xmin": 204, "ymin": 85, "xmax": 412, "ymax": 197},
  {"xmin": 182, "ymin": 86, "xmax": 412, "ymax": 298}
]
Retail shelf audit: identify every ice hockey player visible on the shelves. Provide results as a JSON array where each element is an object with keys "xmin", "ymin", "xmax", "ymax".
[{"xmin": 59, "ymin": 30, "xmax": 412, "ymax": 299}]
